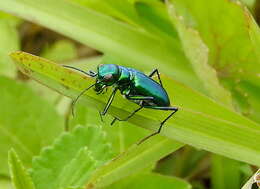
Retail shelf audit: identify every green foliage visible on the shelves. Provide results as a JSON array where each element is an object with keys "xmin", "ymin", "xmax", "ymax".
[
  {"xmin": 0, "ymin": 0, "xmax": 259, "ymax": 188},
  {"xmin": 0, "ymin": 76, "xmax": 64, "ymax": 176},
  {"xmin": 31, "ymin": 125, "xmax": 112, "ymax": 189},
  {"xmin": 8, "ymin": 149, "xmax": 36, "ymax": 189},
  {"xmin": 87, "ymin": 137, "xmax": 183, "ymax": 188}
]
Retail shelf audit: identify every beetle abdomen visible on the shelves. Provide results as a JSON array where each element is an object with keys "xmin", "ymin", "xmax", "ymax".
[{"xmin": 130, "ymin": 71, "xmax": 170, "ymax": 107}]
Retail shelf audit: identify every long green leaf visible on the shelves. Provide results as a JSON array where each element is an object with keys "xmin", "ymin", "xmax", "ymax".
[
  {"xmin": 10, "ymin": 51, "xmax": 260, "ymax": 169},
  {"xmin": 87, "ymin": 136, "xmax": 183, "ymax": 188}
]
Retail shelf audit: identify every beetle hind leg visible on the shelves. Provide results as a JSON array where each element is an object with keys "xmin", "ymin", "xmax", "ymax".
[
  {"xmin": 111, "ymin": 106, "xmax": 143, "ymax": 125},
  {"xmin": 148, "ymin": 68, "xmax": 163, "ymax": 87},
  {"xmin": 138, "ymin": 106, "xmax": 178, "ymax": 144}
]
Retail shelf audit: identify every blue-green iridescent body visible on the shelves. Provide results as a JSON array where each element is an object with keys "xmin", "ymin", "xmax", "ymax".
[{"xmin": 95, "ymin": 64, "xmax": 170, "ymax": 107}]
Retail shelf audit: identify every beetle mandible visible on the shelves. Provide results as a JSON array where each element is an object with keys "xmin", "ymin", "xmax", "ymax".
[{"xmin": 64, "ymin": 64, "xmax": 178, "ymax": 143}]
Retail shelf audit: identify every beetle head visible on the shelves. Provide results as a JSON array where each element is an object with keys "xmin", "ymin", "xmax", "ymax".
[{"xmin": 96, "ymin": 64, "xmax": 120, "ymax": 86}]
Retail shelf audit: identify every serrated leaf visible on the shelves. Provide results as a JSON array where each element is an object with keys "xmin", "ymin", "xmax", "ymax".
[
  {"xmin": 0, "ymin": 76, "xmax": 63, "ymax": 176},
  {"xmin": 106, "ymin": 172, "xmax": 191, "ymax": 189},
  {"xmin": 57, "ymin": 147, "xmax": 98, "ymax": 188},
  {"xmin": 8, "ymin": 149, "xmax": 36, "ymax": 189},
  {"xmin": 31, "ymin": 125, "xmax": 112, "ymax": 189}
]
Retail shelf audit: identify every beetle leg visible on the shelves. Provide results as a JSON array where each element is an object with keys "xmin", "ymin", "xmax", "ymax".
[
  {"xmin": 100, "ymin": 88, "xmax": 118, "ymax": 118},
  {"xmin": 111, "ymin": 106, "xmax": 143, "ymax": 125},
  {"xmin": 111, "ymin": 95, "xmax": 153, "ymax": 125},
  {"xmin": 96, "ymin": 85, "xmax": 106, "ymax": 95},
  {"xmin": 148, "ymin": 68, "xmax": 163, "ymax": 87},
  {"xmin": 138, "ymin": 106, "xmax": 178, "ymax": 144}
]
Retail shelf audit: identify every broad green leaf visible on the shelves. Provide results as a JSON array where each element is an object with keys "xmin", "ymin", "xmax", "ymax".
[
  {"xmin": 106, "ymin": 172, "xmax": 191, "ymax": 189},
  {"xmin": 10, "ymin": 52, "xmax": 260, "ymax": 169},
  {"xmin": 166, "ymin": 5, "xmax": 240, "ymax": 188},
  {"xmin": 0, "ymin": 13, "xmax": 20, "ymax": 77},
  {"xmin": 211, "ymin": 155, "xmax": 240, "ymax": 189},
  {"xmin": 8, "ymin": 149, "xmax": 35, "ymax": 189},
  {"xmin": 31, "ymin": 125, "xmax": 112, "ymax": 189},
  {"xmin": 166, "ymin": 2, "xmax": 232, "ymax": 107},
  {"xmin": 170, "ymin": 0, "xmax": 259, "ymax": 75},
  {"xmin": 169, "ymin": 0, "xmax": 260, "ymax": 123},
  {"xmin": 0, "ymin": 0, "xmax": 205, "ymax": 94},
  {"xmin": 0, "ymin": 76, "xmax": 63, "ymax": 176}
]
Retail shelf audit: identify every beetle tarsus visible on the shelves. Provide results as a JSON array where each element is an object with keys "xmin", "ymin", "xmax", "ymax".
[
  {"xmin": 110, "ymin": 117, "xmax": 117, "ymax": 125},
  {"xmin": 111, "ymin": 106, "xmax": 143, "ymax": 126},
  {"xmin": 99, "ymin": 110, "xmax": 104, "ymax": 122},
  {"xmin": 137, "ymin": 106, "xmax": 178, "ymax": 145}
]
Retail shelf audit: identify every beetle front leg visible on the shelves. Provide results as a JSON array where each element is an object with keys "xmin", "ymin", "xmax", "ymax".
[{"xmin": 99, "ymin": 88, "xmax": 118, "ymax": 121}]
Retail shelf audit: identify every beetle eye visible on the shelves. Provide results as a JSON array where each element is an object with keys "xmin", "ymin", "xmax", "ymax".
[{"xmin": 103, "ymin": 74, "xmax": 113, "ymax": 81}]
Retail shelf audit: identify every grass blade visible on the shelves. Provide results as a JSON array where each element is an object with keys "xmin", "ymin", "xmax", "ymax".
[
  {"xmin": 9, "ymin": 51, "xmax": 260, "ymax": 169},
  {"xmin": 8, "ymin": 149, "xmax": 36, "ymax": 189}
]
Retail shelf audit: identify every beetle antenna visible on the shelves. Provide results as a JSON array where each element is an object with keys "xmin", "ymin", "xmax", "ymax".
[
  {"xmin": 71, "ymin": 82, "xmax": 96, "ymax": 116},
  {"xmin": 63, "ymin": 65, "xmax": 97, "ymax": 77}
]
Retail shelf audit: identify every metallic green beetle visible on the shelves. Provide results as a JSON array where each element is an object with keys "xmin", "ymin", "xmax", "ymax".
[{"xmin": 64, "ymin": 64, "xmax": 178, "ymax": 143}]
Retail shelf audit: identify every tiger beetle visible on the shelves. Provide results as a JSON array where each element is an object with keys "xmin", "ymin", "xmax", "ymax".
[{"xmin": 63, "ymin": 64, "xmax": 178, "ymax": 143}]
